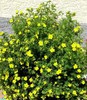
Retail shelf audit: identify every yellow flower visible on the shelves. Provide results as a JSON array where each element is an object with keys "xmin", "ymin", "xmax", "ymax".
[
  {"xmin": 34, "ymin": 15, "xmax": 38, "ymax": 19},
  {"xmin": 48, "ymin": 89, "xmax": 52, "ymax": 93},
  {"xmin": 0, "ymin": 39, "xmax": 2, "ymax": 42},
  {"xmin": 2, "ymin": 48, "xmax": 6, "ymax": 53},
  {"xmin": 9, "ymin": 40, "xmax": 14, "ymax": 44},
  {"xmin": 20, "ymin": 10, "xmax": 23, "ymax": 15},
  {"xmin": 56, "ymin": 69, "xmax": 62, "ymax": 75},
  {"xmin": 0, "ymin": 57, "xmax": 1, "ymax": 61},
  {"xmin": 71, "ymin": 42, "xmax": 81, "ymax": 51},
  {"xmin": 18, "ymin": 31, "xmax": 22, "ymax": 35},
  {"xmin": 77, "ymin": 74, "xmax": 81, "ymax": 79},
  {"xmin": 16, "ymin": 39, "xmax": 20, "ymax": 44},
  {"xmin": 71, "ymin": 42, "xmax": 77, "ymax": 47},
  {"xmin": 44, "ymin": 55, "xmax": 48, "ymax": 59},
  {"xmin": 13, "ymin": 94, "xmax": 17, "ymax": 98},
  {"xmin": 36, "ymin": 87, "xmax": 40, "ymax": 91},
  {"xmin": 40, "ymin": 68, "xmax": 43, "ymax": 73},
  {"xmin": 20, "ymin": 61, "xmax": 24, "ymax": 65},
  {"xmin": 58, "ymin": 76, "xmax": 61, "ymax": 79},
  {"xmin": 17, "ymin": 19, "xmax": 20, "ymax": 22},
  {"xmin": 49, "ymin": 47, "xmax": 55, "ymax": 53},
  {"xmin": 32, "ymin": 90, "xmax": 37, "ymax": 94},
  {"xmin": 25, "ymin": 47, "xmax": 29, "ymax": 51},
  {"xmin": 37, "ymin": 23, "xmax": 41, "ymax": 27},
  {"xmin": 29, "ymin": 92, "xmax": 33, "ymax": 96},
  {"xmin": 29, "ymin": 78, "xmax": 33, "ymax": 82},
  {"xmin": 26, "ymin": 50, "xmax": 33, "ymax": 57},
  {"xmin": 54, "ymin": 82, "xmax": 57, "ymax": 85},
  {"xmin": 25, "ymin": 30, "xmax": 30, "ymax": 33},
  {"xmin": 9, "ymin": 64, "xmax": 14, "ymax": 68},
  {"xmin": 26, "ymin": 18, "xmax": 31, "ymax": 21},
  {"xmin": 73, "ymin": 26, "xmax": 80, "ymax": 33},
  {"xmin": 38, "ymin": 40, "xmax": 43, "ymax": 46},
  {"xmin": 16, "ymin": 77, "xmax": 20, "ymax": 81},
  {"xmin": 42, "ymin": 23, "xmax": 46, "ymax": 27},
  {"xmin": 24, "ymin": 83, "xmax": 29, "ymax": 88},
  {"xmin": 22, "ymin": 93, "xmax": 24, "ymax": 97},
  {"xmin": 71, "ymin": 42, "xmax": 76, "ymax": 48},
  {"xmin": 47, "ymin": 68, "xmax": 52, "ymax": 72},
  {"xmin": 66, "ymin": 92, "xmax": 70, "ymax": 97},
  {"xmin": 81, "ymin": 80, "xmax": 85, "ymax": 85},
  {"xmin": 68, "ymin": 83, "xmax": 72, "ymax": 87},
  {"xmin": 26, "ymin": 62, "xmax": 29, "ymax": 66},
  {"xmin": 12, "ymin": 79, "xmax": 16, "ymax": 84},
  {"xmin": 76, "ymin": 43, "xmax": 81, "ymax": 48},
  {"xmin": 61, "ymin": 43, "xmax": 66, "ymax": 48},
  {"xmin": 7, "ymin": 57, "xmax": 13, "ymax": 62},
  {"xmin": 4, "ymin": 42, "xmax": 8, "ymax": 46},
  {"xmin": 30, "ymin": 83, "xmax": 34, "ymax": 88},
  {"xmin": 43, "ymin": 81, "xmax": 47, "ymax": 85},
  {"xmin": 27, "ymin": 21, "xmax": 31, "ymax": 26},
  {"xmin": 77, "ymin": 69, "xmax": 81, "ymax": 73},
  {"xmin": 0, "ymin": 31, "xmax": 4, "ymax": 36},
  {"xmin": 24, "ymin": 77, "xmax": 27, "ymax": 81},
  {"xmin": 9, "ymin": 18, "xmax": 13, "ymax": 23},
  {"xmin": 56, "ymin": 96, "xmax": 60, "ymax": 98},
  {"xmin": 53, "ymin": 62, "xmax": 58, "ymax": 67},
  {"xmin": 72, "ymin": 90, "xmax": 77, "ymax": 96},
  {"xmin": 15, "ymin": 73, "xmax": 18, "ymax": 77},
  {"xmin": 15, "ymin": 10, "xmax": 19, "ymax": 14},
  {"xmin": 34, "ymin": 66, "xmax": 39, "ymax": 71},
  {"xmin": 62, "ymin": 92, "xmax": 65, "ymax": 95},
  {"xmin": 42, "ymin": 65, "xmax": 46, "ymax": 68},
  {"xmin": 48, "ymin": 34, "xmax": 53, "ymax": 39},
  {"xmin": 80, "ymin": 90, "xmax": 86, "ymax": 94},
  {"xmin": 5, "ymin": 73, "xmax": 9, "ymax": 81},
  {"xmin": 73, "ymin": 64, "xmax": 78, "ymax": 69},
  {"xmin": 3, "ymin": 91, "xmax": 7, "ymax": 95},
  {"xmin": 72, "ymin": 47, "xmax": 77, "ymax": 51}
]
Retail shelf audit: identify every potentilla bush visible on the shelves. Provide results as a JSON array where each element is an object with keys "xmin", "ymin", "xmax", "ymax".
[{"xmin": 0, "ymin": 1, "xmax": 87, "ymax": 100}]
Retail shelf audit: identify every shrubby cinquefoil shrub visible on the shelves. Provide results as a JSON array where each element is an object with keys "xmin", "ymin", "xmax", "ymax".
[{"xmin": 0, "ymin": 1, "xmax": 87, "ymax": 100}]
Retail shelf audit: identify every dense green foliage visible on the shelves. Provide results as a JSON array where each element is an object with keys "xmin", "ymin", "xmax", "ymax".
[{"xmin": 0, "ymin": 1, "xmax": 87, "ymax": 100}]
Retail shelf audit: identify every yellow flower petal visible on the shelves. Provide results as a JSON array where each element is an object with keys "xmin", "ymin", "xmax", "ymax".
[
  {"xmin": 47, "ymin": 68, "xmax": 52, "ymax": 72},
  {"xmin": 9, "ymin": 64, "xmax": 14, "ymax": 68},
  {"xmin": 7, "ymin": 57, "xmax": 13, "ymax": 62},
  {"xmin": 73, "ymin": 64, "xmax": 78, "ymax": 69},
  {"xmin": 9, "ymin": 18, "xmax": 13, "ymax": 23},
  {"xmin": 77, "ymin": 69, "xmax": 81, "ymax": 73},
  {"xmin": 34, "ymin": 66, "xmax": 39, "ymax": 71},
  {"xmin": 61, "ymin": 43, "xmax": 66, "ymax": 48},
  {"xmin": 72, "ymin": 90, "xmax": 77, "ymax": 96},
  {"xmin": 81, "ymin": 80, "xmax": 85, "ymax": 85},
  {"xmin": 26, "ymin": 50, "xmax": 33, "ymax": 57},
  {"xmin": 38, "ymin": 40, "xmax": 43, "ymax": 46},
  {"xmin": 48, "ymin": 34, "xmax": 53, "ymax": 39},
  {"xmin": 44, "ymin": 55, "xmax": 48, "ymax": 59},
  {"xmin": 49, "ymin": 47, "xmax": 55, "ymax": 53},
  {"xmin": 77, "ymin": 74, "xmax": 81, "ymax": 79},
  {"xmin": 56, "ymin": 69, "xmax": 62, "ymax": 75},
  {"xmin": 0, "ymin": 31, "xmax": 4, "ymax": 36},
  {"xmin": 74, "ymin": 26, "xmax": 80, "ymax": 33}
]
